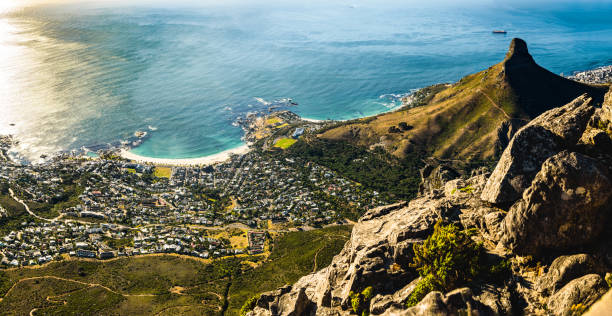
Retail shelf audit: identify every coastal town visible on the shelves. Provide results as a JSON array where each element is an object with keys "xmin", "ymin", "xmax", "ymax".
[{"xmin": 0, "ymin": 122, "xmax": 387, "ymax": 267}]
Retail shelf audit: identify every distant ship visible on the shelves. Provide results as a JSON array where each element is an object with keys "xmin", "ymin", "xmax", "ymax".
[{"xmin": 492, "ymin": 30, "xmax": 507, "ymax": 34}]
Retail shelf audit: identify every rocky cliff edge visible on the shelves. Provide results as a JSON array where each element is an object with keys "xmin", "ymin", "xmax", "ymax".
[{"xmin": 249, "ymin": 87, "xmax": 612, "ymax": 316}]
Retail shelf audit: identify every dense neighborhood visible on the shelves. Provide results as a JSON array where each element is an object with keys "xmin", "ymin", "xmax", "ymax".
[{"xmin": 0, "ymin": 134, "xmax": 386, "ymax": 267}]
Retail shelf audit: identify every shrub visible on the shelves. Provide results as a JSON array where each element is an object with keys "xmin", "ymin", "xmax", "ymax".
[
  {"xmin": 407, "ymin": 221, "xmax": 496, "ymax": 308},
  {"xmin": 240, "ymin": 294, "xmax": 260, "ymax": 316},
  {"xmin": 569, "ymin": 303, "xmax": 587, "ymax": 316},
  {"xmin": 349, "ymin": 286, "xmax": 374, "ymax": 316},
  {"xmin": 405, "ymin": 274, "xmax": 443, "ymax": 307},
  {"xmin": 411, "ymin": 221, "xmax": 483, "ymax": 290},
  {"xmin": 605, "ymin": 272, "xmax": 612, "ymax": 288}
]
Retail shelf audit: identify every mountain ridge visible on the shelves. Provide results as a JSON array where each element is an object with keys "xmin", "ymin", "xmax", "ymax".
[{"xmin": 319, "ymin": 38, "xmax": 609, "ymax": 161}]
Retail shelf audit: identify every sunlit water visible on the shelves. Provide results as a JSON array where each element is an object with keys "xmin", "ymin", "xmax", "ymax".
[{"xmin": 1, "ymin": 1, "xmax": 612, "ymax": 160}]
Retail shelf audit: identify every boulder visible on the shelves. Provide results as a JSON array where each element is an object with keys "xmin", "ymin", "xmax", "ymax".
[
  {"xmin": 474, "ymin": 285, "xmax": 514, "ymax": 315},
  {"xmin": 537, "ymin": 254, "xmax": 599, "ymax": 296},
  {"xmin": 401, "ymin": 288, "xmax": 485, "ymax": 316},
  {"xmin": 481, "ymin": 125, "xmax": 561, "ymax": 204},
  {"xmin": 500, "ymin": 151, "xmax": 612, "ymax": 255},
  {"xmin": 525, "ymin": 94, "xmax": 595, "ymax": 146},
  {"xmin": 547, "ymin": 274, "xmax": 608, "ymax": 316},
  {"xmin": 481, "ymin": 94, "xmax": 596, "ymax": 204},
  {"xmin": 276, "ymin": 287, "xmax": 313, "ymax": 316},
  {"xmin": 369, "ymin": 278, "xmax": 421, "ymax": 315},
  {"xmin": 419, "ymin": 164, "xmax": 460, "ymax": 196}
]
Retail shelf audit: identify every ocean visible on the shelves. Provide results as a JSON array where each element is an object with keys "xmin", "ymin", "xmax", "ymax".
[{"xmin": 1, "ymin": 0, "xmax": 612, "ymax": 161}]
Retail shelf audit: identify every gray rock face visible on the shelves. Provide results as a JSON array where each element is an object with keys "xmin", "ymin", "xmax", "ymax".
[
  {"xmin": 369, "ymin": 278, "xmax": 421, "ymax": 315},
  {"xmin": 547, "ymin": 274, "xmax": 608, "ymax": 316},
  {"xmin": 526, "ymin": 94, "xmax": 595, "ymax": 145},
  {"xmin": 250, "ymin": 174, "xmax": 491, "ymax": 316},
  {"xmin": 537, "ymin": 254, "xmax": 599, "ymax": 296},
  {"xmin": 481, "ymin": 95, "xmax": 596, "ymax": 205},
  {"xmin": 419, "ymin": 164, "xmax": 460, "ymax": 196},
  {"xmin": 401, "ymin": 288, "xmax": 485, "ymax": 316},
  {"xmin": 600, "ymin": 87, "xmax": 612, "ymax": 123},
  {"xmin": 500, "ymin": 151, "xmax": 612, "ymax": 254},
  {"xmin": 481, "ymin": 125, "xmax": 561, "ymax": 204}
]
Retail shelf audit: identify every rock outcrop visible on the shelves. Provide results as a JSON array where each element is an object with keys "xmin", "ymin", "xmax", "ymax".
[
  {"xmin": 547, "ymin": 274, "xmax": 609, "ymax": 316},
  {"xmin": 500, "ymin": 151, "xmax": 611, "ymax": 254},
  {"xmin": 249, "ymin": 89, "xmax": 612, "ymax": 316}
]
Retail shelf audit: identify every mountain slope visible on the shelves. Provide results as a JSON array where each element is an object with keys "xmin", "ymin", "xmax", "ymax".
[{"xmin": 319, "ymin": 38, "xmax": 609, "ymax": 161}]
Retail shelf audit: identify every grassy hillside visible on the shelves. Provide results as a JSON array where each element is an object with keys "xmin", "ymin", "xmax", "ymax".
[
  {"xmin": 227, "ymin": 225, "xmax": 351, "ymax": 315},
  {"xmin": 319, "ymin": 38, "xmax": 609, "ymax": 161},
  {"xmin": 0, "ymin": 225, "xmax": 351, "ymax": 316}
]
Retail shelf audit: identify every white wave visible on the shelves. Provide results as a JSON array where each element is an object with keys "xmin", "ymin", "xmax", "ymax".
[{"xmin": 254, "ymin": 97, "xmax": 270, "ymax": 106}]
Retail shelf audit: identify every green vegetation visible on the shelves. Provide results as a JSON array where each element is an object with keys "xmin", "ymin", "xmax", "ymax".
[
  {"xmin": 228, "ymin": 225, "xmax": 351, "ymax": 315},
  {"xmin": 595, "ymin": 119, "xmax": 612, "ymax": 137},
  {"xmin": 405, "ymin": 274, "xmax": 442, "ymax": 308},
  {"xmin": 273, "ymin": 138, "xmax": 298, "ymax": 149},
  {"xmin": 25, "ymin": 184, "xmax": 84, "ymax": 219},
  {"xmin": 188, "ymin": 186, "xmax": 232, "ymax": 213},
  {"xmin": 569, "ymin": 303, "xmax": 588, "ymax": 316},
  {"xmin": 349, "ymin": 286, "xmax": 374, "ymax": 316},
  {"xmin": 0, "ymin": 193, "xmax": 36, "ymax": 235},
  {"xmin": 104, "ymin": 237, "xmax": 134, "ymax": 250},
  {"xmin": 0, "ymin": 226, "xmax": 351, "ymax": 316},
  {"xmin": 153, "ymin": 167, "xmax": 172, "ymax": 179},
  {"xmin": 406, "ymin": 221, "xmax": 509, "ymax": 307},
  {"xmin": 44, "ymin": 286, "xmax": 126, "ymax": 315},
  {"xmin": 605, "ymin": 273, "xmax": 612, "ymax": 288},
  {"xmin": 265, "ymin": 117, "xmax": 282, "ymax": 125},
  {"xmin": 239, "ymin": 294, "xmax": 259, "ymax": 316},
  {"xmin": 285, "ymin": 137, "xmax": 422, "ymax": 202}
]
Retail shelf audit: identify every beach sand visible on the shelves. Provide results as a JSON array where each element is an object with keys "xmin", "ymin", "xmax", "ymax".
[
  {"xmin": 120, "ymin": 144, "xmax": 250, "ymax": 166},
  {"xmin": 300, "ymin": 117, "xmax": 326, "ymax": 123}
]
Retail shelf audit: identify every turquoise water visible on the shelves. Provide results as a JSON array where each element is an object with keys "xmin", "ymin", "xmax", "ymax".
[{"xmin": 1, "ymin": 1, "xmax": 612, "ymax": 160}]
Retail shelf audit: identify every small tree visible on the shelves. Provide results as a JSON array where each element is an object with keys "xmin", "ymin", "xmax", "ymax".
[{"xmin": 406, "ymin": 221, "xmax": 484, "ymax": 307}]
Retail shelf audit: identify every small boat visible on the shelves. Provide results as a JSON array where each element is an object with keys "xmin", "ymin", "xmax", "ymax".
[{"xmin": 492, "ymin": 30, "xmax": 507, "ymax": 34}]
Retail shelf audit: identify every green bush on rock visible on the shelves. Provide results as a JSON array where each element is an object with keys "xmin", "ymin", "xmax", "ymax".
[
  {"xmin": 240, "ymin": 294, "xmax": 260, "ymax": 316},
  {"xmin": 349, "ymin": 286, "xmax": 374, "ymax": 316},
  {"xmin": 405, "ymin": 274, "xmax": 443, "ymax": 308},
  {"xmin": 406, "ymin": 221, "xmax": 509, "ymax": 307}
]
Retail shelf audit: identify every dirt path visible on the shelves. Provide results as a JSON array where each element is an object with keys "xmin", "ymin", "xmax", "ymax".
[
  {"xmin": 312, "ymin": 247, "xmax": 323, "ymax": 273},
  {"xmin": 9, "ymin": 188, "xmax": 54, "ymax": 222},
  {"xmin": 4, "ymin": 275, "xmax": 157, "ymax": 315},
  {"xmin": 478, "ymin": 89, "xmax": 511, "ymax": 119}
]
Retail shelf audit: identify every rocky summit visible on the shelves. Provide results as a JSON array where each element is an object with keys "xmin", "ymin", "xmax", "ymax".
[{"xmin": 248, "ymin": 87, "xmax": 612, "ymax": 315}]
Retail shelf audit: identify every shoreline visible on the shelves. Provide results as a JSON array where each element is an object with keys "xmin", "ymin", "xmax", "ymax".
[{"xmin": 120, "ymin": 144, "xmax": 250, "ymax": 166}]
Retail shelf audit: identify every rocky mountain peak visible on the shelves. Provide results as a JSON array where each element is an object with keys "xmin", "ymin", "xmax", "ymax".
[{"xmin": 504, "ymin": 37, "xmax": 534, "ymax": 65}]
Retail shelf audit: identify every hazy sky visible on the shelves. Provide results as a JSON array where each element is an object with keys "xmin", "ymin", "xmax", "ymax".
[{"xmin": 6, "ymin": 0, "xmax": 612, "ymax": 9}]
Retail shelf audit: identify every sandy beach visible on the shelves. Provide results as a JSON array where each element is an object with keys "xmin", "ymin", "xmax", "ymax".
[
  {"xmin": 120, "ymin": 144, "xmax": 250, "ymax": 166},
  {"xmin": 300, "ymin": 117, "xmax": 326, "ymax": 123}
]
